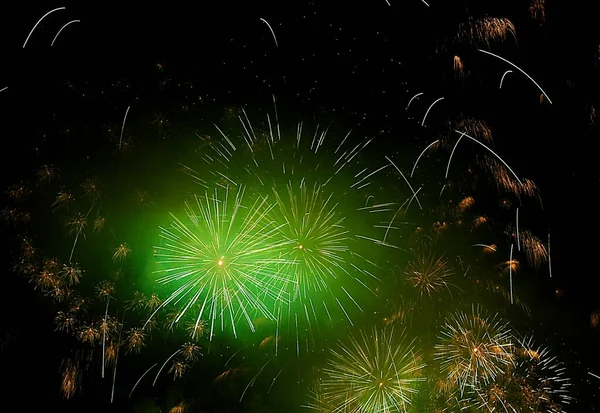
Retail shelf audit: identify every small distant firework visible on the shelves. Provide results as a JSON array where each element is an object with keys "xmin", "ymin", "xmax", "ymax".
[
  {"xmin": 455, "ymin": 17, "xmax": 517, "ymax": 48},
  {"xmin": 529, "ymin": 0, "xmax": 547, "ymax": 24},
  {"xmin": 403, "ymin": 251, "xmax": 454, "ymax": 299},
  {"xmin": 60, "ymin": 356, "xmax": 86, "ymax": 400}
]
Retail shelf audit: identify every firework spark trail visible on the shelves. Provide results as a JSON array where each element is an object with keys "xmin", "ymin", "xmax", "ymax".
[
  {"xmin": 101, "ymin": 299, "xmax": 109, "ymax": 378},
  {"xmin": 295, "ymin": 313, "xmax": 299, "ymax": 357},
  {"xmin": 385, "ymin": 156, "xmax": 422, "ymax": 210},
  {"xmin": 68, "ymin": 232, "xmax": 81, "ymax": 263},
  {"xmin": 548, "ymin": 230, "xmax": 552, "ymax": 278},
  {"xmin": 268, "ymin": 364, "xmax": 288, "ymax": 394},
  {"xmin": 421, "ymin": 97, "xmax": 444, "ymax": 126},
  {"xmin": 404, "ymin": 186, "xmax": 422, "ymax": 212},
  {"xmin": 225, "ymin": 346, "xmax": 249, "ymax": 366},
  {"xmin": 275, "ymin": 310, "xmax": 280, "ymax": 355},
  {"xmin": 119, "ymin": 106, "xmax": 131, "ymax": 150},
  {"xmin": 68, "ymin": 203, "xmax": 95, "ymax": 263},
  {"xmin": 471, "ymin": 244, "xmax": 497, "ymax": 251},
  {"xmin": 445, "ymin": 132, "xmax": 466, "ymax": 179},
  {"xmin": 50, "ymin": 19, "xmax": 80, "ymax": 46},
  {"xmin": 272, "ymin": 95, "xmax": 281, "ymax": 141},
  {"xmin": 589, "ymin": 371, "xmax": 600, "ymax": 380},
  {"xmin": 509, "ymin": 244, "xmax": 514, "ymax": 304},
  {"xmin": 153, "ymin": 349, "xmax": 181, "ymax": 386},
  {"xmin": 260, "ymin": 18, "xmax": 278, "ymax": 47},
  {"xmin": 240, "ymin": 357, "xmax": 274, "ymax": 402},
  {"xmin": 411, "ymin": 139, "xmax": 439, "ymax": 177},
  {"xmin": 478, "ymin": 49, "xmax": 552, "ymax": 104},
  {"xmin": 350, "ymin": 164, "xmax": 389, "ymax": 189},
  {"xmin": 23, "ymin": 6, "xmax": 66, "ymax": 48},
  {"xmin": 111, "ymin": 346, "xmax": 119, "ymax": 403},
  {"xmin": 499, "ymin": 70, "xmax": 513, "ymax": 88},
  {"xmin": 516, "ymin": 208, "xmax": 521, "ymax": 251},
  {"xmin": 454, "ymin": 130, "xmax": 522, "ymax": 184},
  {"xmin": 0, "ymin": 86, "xmax": 7, "ymax": 93},
  {"xmin": 406, "ymin": 92, "xmax": 423, "ymax": 110},
  {"xmin": 111, "ymin": 312, "xmax": 126, "ymax": 404},
  {"xmin": 129, "ymin": 363, "xmax": 157, "ymax": 398}
]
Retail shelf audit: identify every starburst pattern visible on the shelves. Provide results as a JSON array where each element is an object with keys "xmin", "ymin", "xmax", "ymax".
[{"xmin": 315, "ymin": 327, "xmax": 425, "ymax": 413}]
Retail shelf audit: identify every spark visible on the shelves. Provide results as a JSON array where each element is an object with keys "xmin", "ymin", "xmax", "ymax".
[
  {"xmin": 589, "ymin": 371, "xmax": 600, "ymax": 380},
  {"xmin": 499, "ymin": 70, "xmax": 513, "ymax": 88},
  {"xmin": 406, "ymin": 92, "xmax": 423, "ymax": 110},
  {"xmin": 110, "ymin": 316, "xmax": 125, "ymax": 404},
  {"xmin": 51, "ymin": 19, "xmax": 80, "ymax": 46},
  {"xmin": 386, "ymin": 156, "xmax": 422, "ymax": 210},
  {"xmin": 0, "ymin": 86, "xmax": 7, "ymax": 93},
  {"xmin": 119, "ymin": 105, "xmax": 131, "ymax": 150},
  {"xmin": 516, "ymin": 208, "xmax": 520, "ymax": 251},
  {"xmin": 101, "ymin": 300, "xmax": 109, "ymax": 378},
  {"xmin": 478, "ymin": 49, "xmax": 552, "ymax": 104},
  {"xmin": 548, "ymin": 230, "xmax": 552, "ymax": 278},
  {"xmin": 23, "ymin": 6, "xmax": 66, "ymax": 48},
  {"xmin": 268, "ymin": 365, "xmax": 287, "ymax": 394},
  {"xmin": 454, "ymin": 130, "xmax": 522, "ymax": 184},
  {"xmin": 153, "ymin": 349, "xmax": 181, "ymax": 386},
  {"xmin": 509, "ymin": 244, "xmax": 514, "ymax": 304},
  {"xmin": 410, "ymin": 140, "xmax": 439, "ymax": 177},
  {"xmin": 421, "ymin": 97, "xmax": 445, "ymax": 126},
  {"xmin": 445, "ymin": 132, "xmax": 466, "ymax": 179},
  {"xmin": 471, "ymin": 244, "xmax": 497, "ymax": 251},
  {"xmin": 260, "ymin": 18, "xmax": 278, "ymax": 47},
  {"xmin": 386, "ymin": 0, "xmax": 429, "ymax": 7},
  {"xmin": 129, "ymin": 363, "xmax": 157, "ymax": 398},
  {"xmin": 240, "ymin": 358, "xmax": 274, "ymax": 402}
]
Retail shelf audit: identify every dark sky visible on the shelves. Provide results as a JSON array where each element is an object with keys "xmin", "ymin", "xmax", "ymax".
[{"xmin": 0, "ymin": 1, "xmax": 599, "ymax": 412}]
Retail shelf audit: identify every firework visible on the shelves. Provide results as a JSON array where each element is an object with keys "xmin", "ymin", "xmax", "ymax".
[
  {"xmin": 152, "ymin": 185, "xmax": 292, "ymax": 338},
  {"xmin": 188, "ymin": 106, "xmax": 382, "ymax": 346},
  {"xmin": 60, "ymin": 358, "xmax": 80, "ymax": 400},
  {"xmin": 435, "ymin": 306, "xmax": 514, "ymax": 396},
  {"xmin": 455, "ymin": 17, "xmax": 517, "ymax": 48},
  {"xmin": 403, "ymin": 251, "xmax": 455, "ymax": 299},
  {"xmin": 471, "ymin": 337, "xmax": 572, "ymax": 413},
  {"xmin": 2, "ymin": 2, "xmax": 582, "ymax": 406},
  {"xmin": 312, "ymin": 327, "xmax": 425, "ymax": 413},
  {"xmin": 529, "ymin": 0, "xmax": 546, "ymax": 23}
]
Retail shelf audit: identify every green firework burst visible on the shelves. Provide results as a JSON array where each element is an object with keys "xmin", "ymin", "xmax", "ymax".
[
  {"xmin": 186, "ymin": 105, "xmax": 383, "ymax": 346},
  {"xmin": 151, "ymin": 186, "xmax": 293, "ymax": 338}
]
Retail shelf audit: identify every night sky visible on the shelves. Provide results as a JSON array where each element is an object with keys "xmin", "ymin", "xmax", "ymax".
[{"xmin": 1, "ymin": 2, "xmax": 599, "ymax": 412}]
